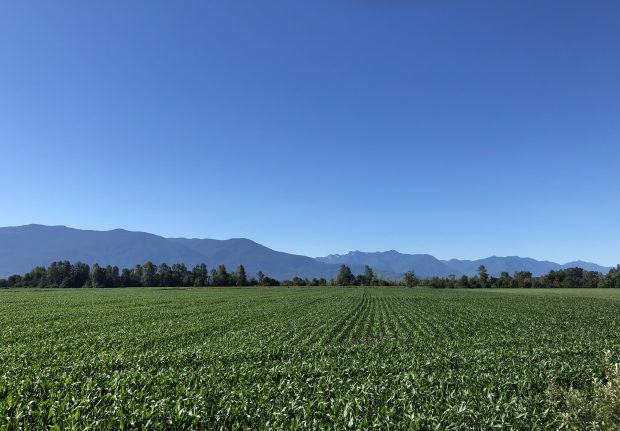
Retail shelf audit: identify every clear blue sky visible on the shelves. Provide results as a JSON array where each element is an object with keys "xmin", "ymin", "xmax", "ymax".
[{"xmin": 1, "ymin": 1, "xmax": 619, "ymax": 265}]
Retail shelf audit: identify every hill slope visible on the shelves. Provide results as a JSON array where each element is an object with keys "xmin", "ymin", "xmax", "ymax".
[
  {"xmin": 168, "ymin": 237, "xmax": 362, "ymax": 279},
  {"xmin": 0, "ymin": 225, "xmax": 205, "ymax": 277},
  {"xmin": 0, "ymin": 225, "xmax": 352, "ymax": 279}
]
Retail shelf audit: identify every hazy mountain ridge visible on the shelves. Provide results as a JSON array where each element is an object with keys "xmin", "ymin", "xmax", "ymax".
[
  {"xmin": 0, "ymin": 225, "xmax": 611, "ymax": 279},
  {"xmin": 317, "ymin": 251, "xmax": 453, "ymax": 278},
  {"xmin": 317, "ymin": 251, "xmax": 611, "ymax": 277}
]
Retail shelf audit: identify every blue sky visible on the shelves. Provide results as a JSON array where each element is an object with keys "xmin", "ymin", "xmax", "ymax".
[{"xmin": 1, "ymin": 1, "xmax": 619, "ymax": 265}]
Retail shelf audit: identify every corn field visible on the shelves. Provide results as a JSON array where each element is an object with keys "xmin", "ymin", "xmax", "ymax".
[{"xmin": 1, "ymin": 287, "xmax": 619, "ymax": 430}]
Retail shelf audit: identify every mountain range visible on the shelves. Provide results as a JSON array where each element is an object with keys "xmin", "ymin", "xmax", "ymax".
[
  {"xmin": 317, "ymin": 251, "xmax": 611, "ymax": 278},
  {"xmin": 0, "ymin": 225, "xmax": 612, "ymax": 279}
]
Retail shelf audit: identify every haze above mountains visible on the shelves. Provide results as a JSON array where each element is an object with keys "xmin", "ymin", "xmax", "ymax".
[{"xmin": 0, "ymin": 225, "xmax": 611, "ymax": 280}]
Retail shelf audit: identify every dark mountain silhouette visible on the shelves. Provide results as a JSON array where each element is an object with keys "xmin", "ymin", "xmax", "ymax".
[
  {"xmin": 0, "ymin": 225, "xmax": 204, "ymax": 276},
  {"xmin": 0, "ymin": 225, "xmax": 357, "ymax": 280},
  {"xmin": 0, "ymin": 225, "xmax": 611, "ymax": 279}
]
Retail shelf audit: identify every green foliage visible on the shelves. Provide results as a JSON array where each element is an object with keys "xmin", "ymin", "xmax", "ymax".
[
  {"xmin": 2, "ymin": 261, "xmax": 620, "ymax": 289},
  {"xmin": 548, "ymin": 351, "xmax": 620, "ymax": 430},
  {"xmin": 335, "ymin": 264, "xmax": 355, "ymax": 286},
  {"xmin": 601, "ymin": 265, "xmax": 620, "ymax": 288},
  {"xmin": 361, "ymin": 265, "xmax": 376, "ymax": 286},
  {"xmin": 141, "ymin": 261, "xmax": 158, "ymax": 286},
  {"xmin": 1, "ymin": 287, "xmax": 620, "ymax": 429},
  {"xmin": 478, "ymin": 265, "xmax": 489, "ymax": 287},
  {"xmin": 403, "ymin": 271, "xmax": 417, "ymax": 287},
  {"xmin": 234, "ymin": 264, "xmax": 248, "ymax": 286}
]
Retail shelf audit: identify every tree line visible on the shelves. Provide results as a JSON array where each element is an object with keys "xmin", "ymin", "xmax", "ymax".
[
  {"xmin": 417, "ymin": 265, "xmax": 620, "ymax": 289},
  {"xmin": 0, "ymin": 261, "xmax": 278, "ymax": 288},
  {"xmin": 0, "ymin": 261, "xmax": 619, "ymax": 288}
]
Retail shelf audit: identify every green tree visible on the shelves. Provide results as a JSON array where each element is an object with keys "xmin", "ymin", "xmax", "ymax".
[
  {"xmin": 158, "ymin": 263, "xmax": 172, "ymax": 286},
  {"xmin": 7, "ymin": 275, "xmax": 22, "ymax": 287},
  {"xmin": 403, "ymin": 271, "xmax": 417, "ymax": 288},
  {"xmin": 478, "ymin": 265, "xmax": 489, "ymax": 288},
  {"xmin": 46, "ymin": 261, "xmax": 63, "ymax": 287},
  {"xmin": 131, "ymin": 264, "xmax": 143, "ymax": 287},
  {"xmin": 104, "ymin": 265, "xmax": 120, "ymax": 287},
  {"xmin": 212, "ymin": 265, "xmax": 230, "ymax": 286},
  {"xmin": 292, "ymin": 276, "xmax": 306, "ymax": 286},
  {"xmin": 23, "ymin": 266, "xmax": 47, "ymax": 288},
  {"xmin": 235, "ymin": 265, "xmax": 248, "ymax": 286},
  {"xmin": 120, "ymin": 268, "xmax": 134, "ymax": 287},
  {"xmin": 192, "ymin": 264, "xmax": 208, "ymax": 286},
  {"xmin": 91, "ymin": 264, "xmax": 105, "ymax": 288},
  {"xmin": 142, "ymin": 261, "xmax": 157, "ymax": 286},
  {"xmin": 171, "ymin": 263, "xmax": 189, "ymax": 286},
  {"xmin": 73, "ymin": 262, "xmax": 91, "ymax": 288},
  {"xmin": 257, "ymin": 271, "xmax": 266, "ymax": 285},
  {"xmin": 335, "ymin": 265, "xmax": 355, "ymax": 286},
  {"xmin": 58, "ymin": 261, "xmax": 74, "ymax": 288},
  {"xmin": 513, "ymin": 271, "xmax": 533, "ymax": 288},
  {"xmin": 606, "ymin": 265, "xmax": 620, "ymax": 288},
  {"xmin": 497, "ymin": 271, "xmax": 512, "ymax": 288},
  {"xmin": 362, "ymin": 265, "xmax": 375, "ymax": 286}
]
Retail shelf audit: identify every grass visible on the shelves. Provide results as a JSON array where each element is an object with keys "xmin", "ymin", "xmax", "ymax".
[{"xmin": 1, "ymin": 287, "xmax": 619, "ymax": 429}]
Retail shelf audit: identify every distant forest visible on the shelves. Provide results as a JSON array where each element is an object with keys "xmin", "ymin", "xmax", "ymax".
[{"xmin": 1, "ymin": 261, "xmax": 620, "ymax": 289}]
